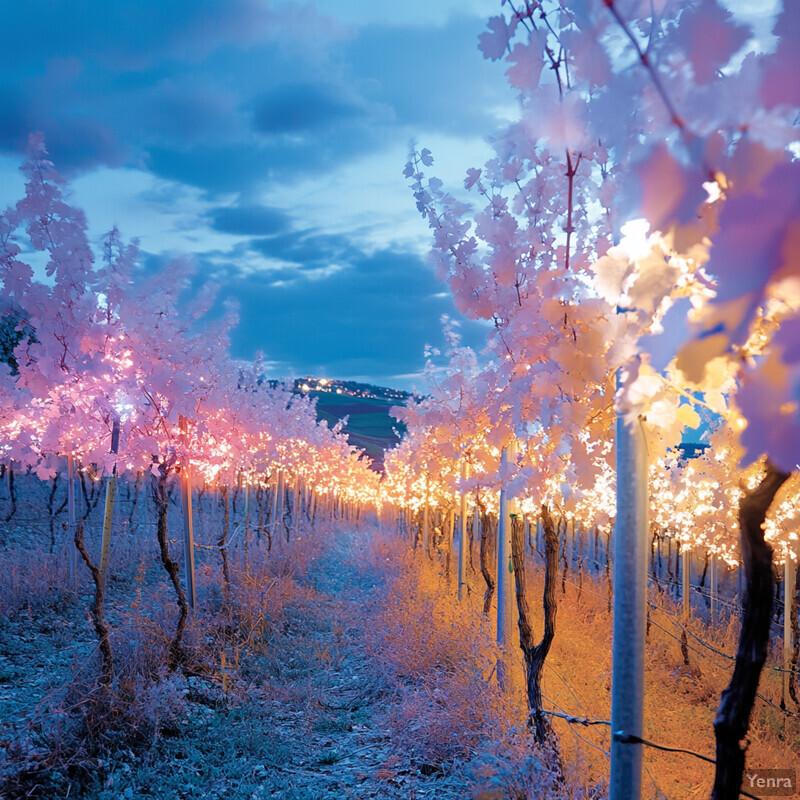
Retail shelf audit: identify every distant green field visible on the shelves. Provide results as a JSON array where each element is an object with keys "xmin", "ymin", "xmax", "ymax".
[{"xmin": 310, "ymin": 391, "xmax": 407, "ymax": 470}]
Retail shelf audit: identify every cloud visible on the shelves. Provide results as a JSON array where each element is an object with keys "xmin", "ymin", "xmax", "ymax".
[
  {"xmin": 221, "ymin": 246, "xmax": 488, "ymax": 387},
  {"xmin": 208, "ymin": 204, "xmax": 292, "ymax": 236},
  {"xmin": 0, "ymin": 0, "xmax": 345, "ymax": 174},
  {"xmin": 249, "ymin": 230, "xmax": 360, "ymax": 268},
  {"xmin": 0, "ymin": 89, "xmax": 32, "ymax": 153},
  {"xmin": 344, "ymin": 17, "xmax": 508, "ymax": 135},
  {"xmin": 141, "ymin": 79, "xmax": 242, "ymax": 143},
  {"xmin": 0, "ymin": 0, "xmax": 504, "ymax": 390},
  {"xmin": 0, "ymin": 1, "xmax": 507, "ymax": 179},
  {"xmin": 253, "ymin": 82, "xmax": 365, "ymax": 134},
  {"xmin": 0, "ymin": 87, "xmax": 124, "ymax": 173},
  {"xmin": 145, "ymin": 120, "xmax": 387, "ymax": 194},
  {"xmin": 0, "ymin": 0, "xmax": 509, "ymax": 200},
  {"xmin": 132, "ymin": 241, "xmax": 486, "ymax": 389},
  {"xmin": 37, "ymin": 119, "xmax": 124, "ymax": 173},
  {"xmin": 314, "ymin": 0, "xmax": 498, "ymax": 27},
  {"xmin": 0, "ymin": 0, "xmax": 340, "ymax": 72}
]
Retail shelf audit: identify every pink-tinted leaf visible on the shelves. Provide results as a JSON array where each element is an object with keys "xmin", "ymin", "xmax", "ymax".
[
  {"xmin": 562, "ymin": 27, "xmax": 612, "ymax": 89},
  {"xmin": 675, "ymin": 332, "xmax": 729, "ymax": 386},
  {"xmin": 478, "ymin": 15, "xmax": 516, "ymax": 62},
  {"xmin": 627, "ymin": 251, "xmax": 679, "ymax": 314},
  {"xmin": 642, "ymin": 297, "xmax": 692, "ymax": 372},
  {"xmin": 708, "ymin": 160, "xmax": 800, "ymax": 303},
  {"xmin": 761, "ymin": 2, "xmax": 800, "ymax": 110},
  {"xmin": 623, "ymin": 144, "xmax": 707, "ymax": 234},
  {"xmin": 591, "ymin": 251, "xmax": 633, "ymax": 305},
  {"xmin": 774, "ymin": 317, "xmax": 800, "ymax": 365},
  {"xmin": 464, "ymin": 167, "xmax": 482, "ymax": 190},
  {"xmin": 505, "ymin": 30, "xmax": 547, "ymax": 91},
  {"xmin": 523, "ymin": 89, "xmax": 588, "ymax": 151},
  {"xmin": 738, "ymin": 352, "xmax": 800, "ymax": 472},
  {"xmin": 720, "ymin": 137, "xmax": 785, "ymax": 196},
  {"xmin": 673, "ymin": 0, "xmax": 749, "ymax": 85}
]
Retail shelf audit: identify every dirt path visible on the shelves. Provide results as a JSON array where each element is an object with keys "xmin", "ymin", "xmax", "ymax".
[
  {"xmin": 95, "ymin": 526, "xmax": 472, "ymax": 800},
  {"xmin": 248, "ymin": 528, "xmax": 467, "ymax": 800},
  {"xmin": 2, "ymin": 524, "xmax": 475, "ymax": 799}
]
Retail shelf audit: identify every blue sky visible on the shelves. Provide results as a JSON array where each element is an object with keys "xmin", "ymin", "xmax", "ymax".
[{"xmin": 0, "ymin": 0, "xmax": 514, "ymax": 390}]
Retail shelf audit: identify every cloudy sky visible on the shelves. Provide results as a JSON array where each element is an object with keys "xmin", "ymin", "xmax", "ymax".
[{"xmin": 0, "ymin": 0, "xmax": 517, "ymax": 390}]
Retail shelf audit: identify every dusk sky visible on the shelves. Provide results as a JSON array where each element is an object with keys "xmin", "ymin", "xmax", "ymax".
[{"xmin": 0, "ymin": 0, "xmax": 519, "ymax": 391}]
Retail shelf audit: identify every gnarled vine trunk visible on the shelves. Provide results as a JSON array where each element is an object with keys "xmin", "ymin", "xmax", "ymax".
[
  {"xmin": 510, "ymin": 503, "xmax": 562, "ymax": 770},
  {"xmin": 791, "ymin": 577, "xmax": 799, "ymax": 707},
  {"xmin": 219, "ymin": 484, "xmax": 231, "ymax": 587},
  {"xmin": 712, "ymin": 462, "xmax": 791, "ymax": 800},
  {"xmin": 3, "ymin": 463, "xmax": 17, "ymax": 523},
  {"xmin": 74, "ymin": 520, "xmax": 114, "ymax": 685},
  {"xmin": 47, "ymin": 473, "xmax": 67, "ymax": 552},
  {"xmin": 153, "ymin": 466, "xmax": 189, "ymax": 671},
  {"xmin": 478, "ymin": 500, "xmax": 495, "ymax": 614}
]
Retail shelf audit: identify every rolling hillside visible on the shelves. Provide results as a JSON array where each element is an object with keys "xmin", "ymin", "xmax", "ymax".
[{"xmin": 292, "ymin": 380, "xmax": 410, "ymax": 471}]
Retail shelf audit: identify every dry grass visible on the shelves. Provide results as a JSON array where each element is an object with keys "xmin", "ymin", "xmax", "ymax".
[
  {"xmin": 0, "ymin": 549, "xmax": 72, "ymax": 618},
  {"xmin": 363, "ymin": 530, "xmax": 799, "ymax": 799},
  {"xmin": 365, "ymin": 548, "xmax": 498, "ymax": 681},
  {"xmin": 363, "ymin": 539, "xmax": 585, "ymax": 797},
  {"xmin": 0, "ymin": 514, "xmax": 326, "ymax": 799},
  {"xmin": 502, "ymin": 558, "xmax": 800, "ymax": 799},
  {"xmin": 2, "ymin": 495, "xmax": 798, "ymax": 800}
]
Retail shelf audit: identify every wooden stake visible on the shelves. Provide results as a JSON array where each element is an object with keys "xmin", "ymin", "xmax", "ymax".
[
  {"xmin": 682, "ymin": 547, "xmax": 691, "ymax": 621},
  {"xmin": 99, "ymin": 415, "xmax": 120, "ymax": 588},
  {"xmin": 423, "ymin": 472, "xmax": 431, "ymax": 556},
  {"xmin": 496, "ymin": 441, "xmax": 519, "ymax": 691},
  {"xmin": 275, "ymin": 471, "xmax": 285, "ymax": 543},
  {"xmin": 67, "ymin": 454, "xmax": 78, "ymax": 591},
  {"xmin": 243, "ymin": 478, "xmax": 250, "ymax": 572},
  {"xmin": 710, "ymin": 552, "xmax": 717, "ymax": 622},
  {"xmin": 179, "ymin": 415, "xmax": 197, "ymax": 610},
  {"xmin": 458, "ymin": 458, "xmax": 469, "ymax": 601},
  {"xmin": 292, "ymin": 475, "xmax": 301, "ymax": 539}
]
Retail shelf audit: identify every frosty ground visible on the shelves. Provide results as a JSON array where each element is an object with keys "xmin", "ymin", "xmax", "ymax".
[
  {"xmin": 1, "ymin": 475, "xmax": 798, "ymax": 799},
  {"xmin": 1, "ymin": 527, "xmax": 469, "ymax": 798}
]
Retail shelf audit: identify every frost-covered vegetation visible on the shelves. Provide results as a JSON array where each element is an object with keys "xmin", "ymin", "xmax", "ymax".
[{"xmin": 3, "ymin": 1, "xmax": 800, "ymax": 798}]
